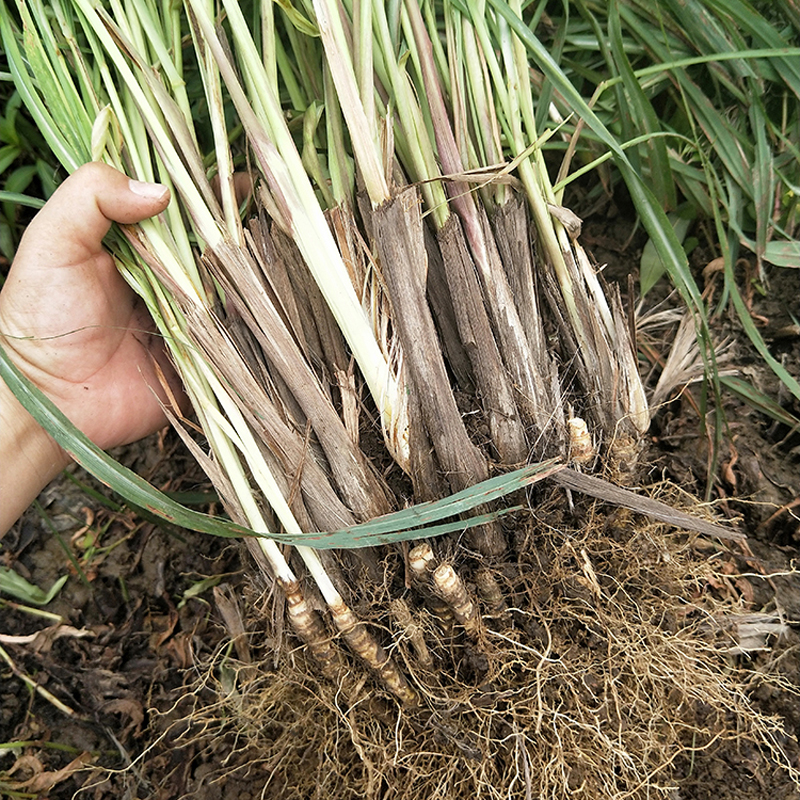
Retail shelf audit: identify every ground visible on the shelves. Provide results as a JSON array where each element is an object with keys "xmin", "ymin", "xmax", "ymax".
[{"xmin": 1, "ymin": 212, "xmax": 799, "ymax": 799}]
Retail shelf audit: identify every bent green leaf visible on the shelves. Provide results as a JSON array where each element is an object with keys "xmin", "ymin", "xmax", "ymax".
[
  {"xmin": 1, "ymin": 346, "xmax": 560, "ymax": 549},
  {"xmin": 0, "ymin": 565, "xmax": 67, "ymax": 605}
]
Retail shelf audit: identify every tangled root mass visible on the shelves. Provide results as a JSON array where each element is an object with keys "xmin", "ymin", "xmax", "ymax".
[{"xmin": 167, "ymin": 496, "xmax": 800, "ymax": 800}]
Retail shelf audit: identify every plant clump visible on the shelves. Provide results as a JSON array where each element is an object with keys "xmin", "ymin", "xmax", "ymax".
[{"xmin": 2, "ymin": 0, "xmax": 799, "ymax": 797}]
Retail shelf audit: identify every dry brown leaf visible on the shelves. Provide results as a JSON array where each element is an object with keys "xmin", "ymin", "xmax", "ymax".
[
  {"xmin": 8, "ymin": 752, "xmax": 92, "ymax": 792},
  {"xmin": 0, "ymin": 624, "xmax": 95, "ymax": 655}
]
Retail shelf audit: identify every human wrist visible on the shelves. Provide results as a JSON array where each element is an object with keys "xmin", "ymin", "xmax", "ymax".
[{"xmin": 0, "ymin": 360, "xmax": 72, "ymax": 533}]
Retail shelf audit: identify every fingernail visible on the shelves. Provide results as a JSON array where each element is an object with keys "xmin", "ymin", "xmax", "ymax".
[{"xmin": 129, "ymin": 178, "xmax": 169, "ymax": 200}]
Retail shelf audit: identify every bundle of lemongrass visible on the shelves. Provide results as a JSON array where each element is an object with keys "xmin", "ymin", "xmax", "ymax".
[
  {"xmin": 9, "ymin": 1, "xmax": 793, "ymax": 797},
  {"xmin": 3, "ymin": 0, "xmax": 647, "ymax": 630},
  {"xmin": 0, "ymin": 0, "xmax": 661, "ymax": 713}
]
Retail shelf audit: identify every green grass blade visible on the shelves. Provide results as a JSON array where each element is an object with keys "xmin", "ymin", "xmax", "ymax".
[
  {"xmin": 640, "ymin": 212, "xmax": 693, "ymax": 295},
  {"xmin": 0, "ymin": 191, "xmax": 45, "ymax": 209},
  {"xmin": 723, "ymin": 258, "xmax": 800, "ymax": 402},
  {"xmin": 608, "ymin": 0, "xmax": 676, "ymax": 209},
  {"xmin": 1, "ymin": 344, "xmax": 560, "ymax": 549},
  {"xmin": 721, "ymin": 376, "xmax": 800, "ymax": 430},
  {"xmin": 764, "ymin": 240, "xmax": 800, "ymax": 268},
  {"xmin": 0, "ymin": 566, "xmax": 67, "ymax": 605},
  {"xmin": 704, "ymin": 0, "xmax": 800, "ymax": 94},
  {"xmin": 0, "ymin": 6, "xmax": 84, "ymax": 170},
  {"xmin": 332, "ymin": 460, "xmax": 562, "ymax": 537},
  {"xmin": 748, "ymin": 94, "xmax": 774, "ymax": 272}
]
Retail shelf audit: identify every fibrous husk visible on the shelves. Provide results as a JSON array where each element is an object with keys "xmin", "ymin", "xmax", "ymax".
[{"xmin": 368, "ymin": 187, "xmax": 506, "ymax": 557}]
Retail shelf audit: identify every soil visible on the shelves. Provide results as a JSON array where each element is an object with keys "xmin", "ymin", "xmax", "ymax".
[{"xmin": 1, "ymin": 210, "xmax": 799, "ymax": 800}]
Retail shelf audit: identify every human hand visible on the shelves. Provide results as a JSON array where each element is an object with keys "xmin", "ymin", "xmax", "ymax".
[
  {"xmin": 1, "ymin": 162, "xmax": 180, "ymax": 532},
  {"xmin": 1, "ymin": 161, "xmax": 179, "ymax": 448}
]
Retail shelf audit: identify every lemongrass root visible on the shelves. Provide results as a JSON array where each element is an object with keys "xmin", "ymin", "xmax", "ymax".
[
  {"xmin": 390, "ymin": 598, "xmax": 433, "ymax": 669},
  {"xmin": 432, "ymin": 563, "xmax": 481, "ymax": 639},
  {"xmin": 283, "ymin": 580, "xmax": 344, "ymax": 680},
  {"xmin": 329, "ymin": 600, "xmax": 418, "ymax": 706},
  {"xmin": 568, "ymin": 415, "xmax": 596, "ymax": 466},
  {"xmin": 408, "ymin": 543, "xmax": 436, "ymax": 585},
  {"xmin": 408, "ymin": 543, "xmax": 455, "ymax": 633},
  {"xmin": 475, "ymin": 569, "xmax": 507, "ymax": 617}
]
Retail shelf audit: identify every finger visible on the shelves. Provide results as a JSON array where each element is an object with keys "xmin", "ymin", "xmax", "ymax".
[{"xmin": 13, "ymin": 162, "xmax": 170, "ymax": 270}]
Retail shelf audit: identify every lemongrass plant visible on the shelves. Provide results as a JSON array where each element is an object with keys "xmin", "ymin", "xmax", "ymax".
[
  {"xmin": 8, "ymin": 3, "xmax": 800, "ymax": 797},
  {"xmin": 2, "ymin": 0, "xmax": 658, "ymax": 674},
  {"xmin": 5, "ymin": 0, "xmax": 582, "ymax": 703},
  {"xmin": 4, "ymin": 0, "xmax": 749, "ymax": 678}
]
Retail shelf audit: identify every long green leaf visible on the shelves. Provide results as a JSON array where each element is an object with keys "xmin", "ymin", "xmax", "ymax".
[
  {"xmin": 704, "ymin": 0, "xmax": 800, "ymax": 95},
  {"xmin": 749, "ymin": 94, "xmax": 774, "ymax": 271},
  {"xmin": 0, "ymin": 346, "xmax": 257, "ymax": 539},
  {"xmin": 609, "ymin": 0, "xmax": 676, "ymax": 209},
  {"xmin": 0, "ymin": 191, "xmax": 45, "ymax": 209},
  {"xmin": 0, "ymin": 346, "xmax": 561, "ymax": 548},
  {"xmin": 721, "ymin": 376, "xmax": 800, "ymax": 429},
  {"xmin": 723, "ymin": 259, "xmax": 800, "ymax": 402}
]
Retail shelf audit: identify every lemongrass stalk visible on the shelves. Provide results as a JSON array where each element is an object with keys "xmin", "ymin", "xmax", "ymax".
[
  {"xmin": 370, "ymin": 0, "xmax": 450, "ymax": 227},
  {"xmin": 186, "ymin": 0, "xmax": 408, "ymax": 461},
  {"xmin": 8, "ymin": 0, "xmax": 339, "ymax": 599},
  {"xmin": 108, "ymin": 0, "xmax": 148, "ymax": 59},
  {"xmin": 260, "ymin": 0, "xmax": 279, "ymax": 97},
  {"xmin": 72, "ymin": 0, "xmax": 222, "ymax": 248},
  {"xmin": 500, "ymin": 3, "xmax": 639, "ymax": 357},
  {"xmin": 324, "ymin": 64, "xmax": 356, "ymax": 204},
  {"xmin": 314, "ymin": 0, "xmax": 390, "ymax": 204},
  {"xmin": 95, "ymin": 4, "xmax": 360, "ymax": 595},
  {"xmin": 423, "ymin": 0, "xmax": 450, "ymax": 98},
  {"xmin": 126, "ymin": 0, "xmax": 197, "ymax": 139},
  {"xmin": 194, "ymin": 363, "xmax": 306, "ymax": 535},
  {"xmin": 189, "ymin": 339, "xmax": 348, "ymax": 607},
  {"xmin": 107, "ymin": 108, "xmax": 196, "ymax": 285},
  {"xmin": 494, "ymin": 1, "xmax": 649, "ymax": 434},
  {"xmin": 52, "ymin": 2, "xmax": 105, "ymax": 122},
  {"xmin": 459, "ymin": 16, "xmax": 508, "ymax": 206},
  {"xmin": 185, "ymin": 372, "xmax": 299, "ymax": 587},
  {"xmin": 462, "ymin": 0, "xmax": 584, "ymax": 346},
  {"xmin": 164, "ymin": 0, "xmax": 185, "ymax": 85},
  {"xmin": 498, "ymin": 8, "xmax": 600, "ymax": 337},
  {"xmin": 92, "ymin": 70, "xmax": 205, "ymax": 297},
  {"xmin": 78, "ymin": 13, "xmax": 230, "ymax": 298},
  {"xmin": 443, "ymin": 5, "xmax": 498, "ymax": 207},
  {"xmin": 100, "ymin": 6, "xmax": 223, "ymax": 217},
  {"xmin": 353, "ymin": 0, "xmax": 375, "ymax": 134},
  {"xmin": 119, "ymin": 250, "xmax": 304, "ymax": 588},
  {"xmin": 188, "ymin": 20, "xmax": 243, "ymax": 243},
  {"xmin": 26, "ymin": 0, "xmax": 95, "ymax": 138},
  {"xmin": 301, "ymin": 103, "xmax": 337, "ymax": 209},
  {"xmin": 98, "ymin": 63, "xmax": 155, "ymax": 180},
  {"xmin": 209, "ymin": 0, "xmax": 292, "ymax": 142},
  {"xmin": 118, "ymin": 245, "xmax": 308, "ymax": 591},
  {"xmin": 443, "ymin": 7, "xmax": 469, "ymax": 166},
  {"xmin": 274, "ymin": 25, "xmax": 310, "ymax": 113}
]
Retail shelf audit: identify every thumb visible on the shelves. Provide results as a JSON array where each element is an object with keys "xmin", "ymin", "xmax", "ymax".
[{"xmin": 13, "ymin": 162, "xmax": 170, "ymax": 270}]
